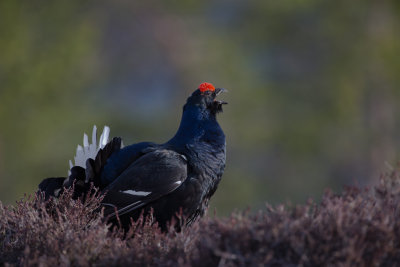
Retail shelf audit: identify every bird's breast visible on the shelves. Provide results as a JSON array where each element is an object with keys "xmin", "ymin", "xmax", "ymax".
[{"xmin": 184, "ymin": 141, "xmax": 225, "ymax": 182}]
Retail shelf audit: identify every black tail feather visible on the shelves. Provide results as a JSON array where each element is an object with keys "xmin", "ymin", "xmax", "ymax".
[
  {"xmin": 94, "ymin": 137, "xmax": 122, "ymax": 174},
  {"xmin": 86, "ymin": 137, "xmax": 122, "ymax": 189},
  {"xmin": 38, "ymin": 177, "xmax": 66, "ymax": 200}
]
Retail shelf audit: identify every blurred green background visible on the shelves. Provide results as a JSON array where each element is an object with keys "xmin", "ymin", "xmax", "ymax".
[{"xmin": 1, "ymin": 0, "xmax": 400, "ymax": 215}]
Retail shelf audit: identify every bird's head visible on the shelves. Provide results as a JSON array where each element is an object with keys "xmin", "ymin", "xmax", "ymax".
[
  {"xmin": 170, "ymin": 82, "xmax": 227, "ymax": 144},
  {"xmin": 184, "ymin": 82, "xmax": 228, "ymax": 116}
]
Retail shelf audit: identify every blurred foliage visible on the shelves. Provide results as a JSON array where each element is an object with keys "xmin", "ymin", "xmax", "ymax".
[{"xmin": 0, "ymin": 0, "xmax": 400, "ymax": 215}]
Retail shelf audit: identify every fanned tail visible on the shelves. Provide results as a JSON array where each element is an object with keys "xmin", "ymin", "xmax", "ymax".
[
  {"xmin": 38, "ymin": 126, "xmax": 122, "ymax": 200},
  {"xmin": 70, "ymin": 125, "xmax": 110, "ymax": 171}
]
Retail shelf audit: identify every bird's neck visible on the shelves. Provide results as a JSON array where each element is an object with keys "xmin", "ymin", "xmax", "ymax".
[{"xmin": 167, "ymin": 105, "xmax": 223, "ymax": 147}]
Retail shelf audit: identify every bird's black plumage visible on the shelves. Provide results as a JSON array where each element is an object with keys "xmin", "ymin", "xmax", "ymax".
[{"xmin": 38, "ymin": 84, "xmax": 227, "ymax": 230}]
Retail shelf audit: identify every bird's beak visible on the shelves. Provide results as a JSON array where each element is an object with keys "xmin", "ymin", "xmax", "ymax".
[
  {"xmin": 215, "ymin": 88, "xmax": 228, "ymax": 96},
  {"xmin": 214, "ymin": 88, "xmax": 228, "ymax": 106}
]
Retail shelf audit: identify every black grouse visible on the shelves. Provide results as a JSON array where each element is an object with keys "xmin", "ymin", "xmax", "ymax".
[{"xmin": 38, "ymin": 82, "xmax": 227, "ymax": 230}]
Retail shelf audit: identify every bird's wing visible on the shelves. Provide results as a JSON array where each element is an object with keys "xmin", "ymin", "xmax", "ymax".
[
  {"xmin": 99, "ymin": 141, "xmax": 156, "ymax": 185},
  {"xmin": 101, "ymin": 149, "xmax": 188, "ymax": 219}
]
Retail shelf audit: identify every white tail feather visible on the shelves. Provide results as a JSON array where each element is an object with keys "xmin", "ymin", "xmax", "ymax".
[
  {"xmin": 83, "ymin": 133, "xmax": 89, "ymax": 148},
  {"xmin": 68, "ymin": 125, "xmax": 111, "ymax": 173},
  {"xmin": 68, "ymin": 160, "xmax": 73, "ymax": 176},
  {"xmin": 100, "ymin": 126, "xmax": 110, "ymax": 148}
]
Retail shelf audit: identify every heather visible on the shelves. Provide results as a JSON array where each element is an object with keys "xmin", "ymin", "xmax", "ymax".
[{"xmin": 1, "ymin": 169, "xmax": 400, "ymax": 266}]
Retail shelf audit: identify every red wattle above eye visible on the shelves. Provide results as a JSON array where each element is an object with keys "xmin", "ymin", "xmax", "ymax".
[{"xmin": 199, "ymin": 82, "xmax": 215, "ymax": 92}]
